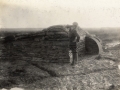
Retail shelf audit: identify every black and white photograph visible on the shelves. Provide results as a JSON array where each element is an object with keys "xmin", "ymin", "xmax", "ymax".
[{"xmin": 0, "ymin": 0, "xmax": 120, "ymax": 90}]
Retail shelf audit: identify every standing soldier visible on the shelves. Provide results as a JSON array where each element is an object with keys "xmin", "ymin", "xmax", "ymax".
[{"xmin": 69, "ymin": 22, "xmax": 80, "ymax": 65}]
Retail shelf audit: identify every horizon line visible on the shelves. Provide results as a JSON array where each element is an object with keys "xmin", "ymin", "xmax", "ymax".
[{"xmin": 1, "ymin": 27, "xmax": 120, "ymax": 29}]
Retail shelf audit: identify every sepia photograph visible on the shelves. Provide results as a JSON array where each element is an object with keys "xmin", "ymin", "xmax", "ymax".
[{"xmin": 0, "ymin": 0, "xmax": 120, "ymax": 90}]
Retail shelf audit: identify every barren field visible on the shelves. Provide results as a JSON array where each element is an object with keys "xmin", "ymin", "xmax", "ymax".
[{"xmin": 0, "ymin": 29, "xmax": 120, "ymax": 90}]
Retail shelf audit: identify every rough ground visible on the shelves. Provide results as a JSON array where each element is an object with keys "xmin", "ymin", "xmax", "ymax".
[{"xmin": 0, "ymin": 42, "xmax": 120, "ymax": 90}]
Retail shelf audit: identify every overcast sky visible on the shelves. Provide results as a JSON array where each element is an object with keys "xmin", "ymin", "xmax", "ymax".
[{"xmin": 0, "ymin": 0, "xmax": 120, "ymax": 28}]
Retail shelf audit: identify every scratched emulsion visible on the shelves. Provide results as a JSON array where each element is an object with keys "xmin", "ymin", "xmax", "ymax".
[{"xmin": 1, "ymin": 0, "xmax": 120, "ymax": 28}]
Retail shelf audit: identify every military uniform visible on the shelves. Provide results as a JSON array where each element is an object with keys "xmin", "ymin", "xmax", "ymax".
[{"xmin": 69, "ymin": 27, "xmax": 80, "ymax": 65}]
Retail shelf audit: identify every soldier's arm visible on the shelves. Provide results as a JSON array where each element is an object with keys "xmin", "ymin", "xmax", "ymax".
[
  {"xmin": 74, "ymin": 30, "xmax": 80, "ymax": 42},
  {"xmin": 76, "ymin": 33, "xmax": 80, "ymax": 42}
]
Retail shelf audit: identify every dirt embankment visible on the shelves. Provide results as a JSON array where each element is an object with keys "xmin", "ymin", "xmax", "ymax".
[{"xmin": 0, "ymin": 42, "xmax": 120, "ymax": 90}]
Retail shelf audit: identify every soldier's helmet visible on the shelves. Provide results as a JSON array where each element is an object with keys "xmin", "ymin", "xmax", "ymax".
[{"xmin": 73, "ymin": 22, "xmax": 78, "ymax": 26}]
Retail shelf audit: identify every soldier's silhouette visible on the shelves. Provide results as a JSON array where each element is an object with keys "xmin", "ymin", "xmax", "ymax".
[{"xmin": 69, "ymin": 22, "xmax": 80, "ymax": 65}]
